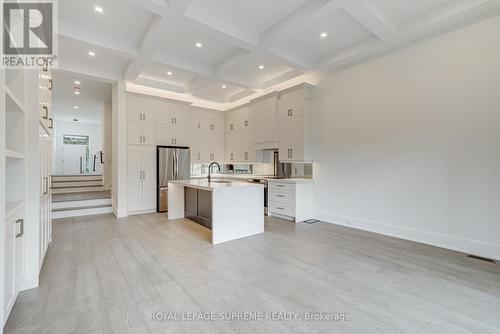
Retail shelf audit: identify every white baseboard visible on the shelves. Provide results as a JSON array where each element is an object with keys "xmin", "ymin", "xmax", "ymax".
[
  {"xmin": 127, "ymin": 209, "xmax": 156, "ymax": 216},
  {"xmin": 316, "ymin": 212, "xmax": 500, "ymax": 261},
  {"xmin": 113, "ymin": 208, "xmax": 128, "ymax": 218}
]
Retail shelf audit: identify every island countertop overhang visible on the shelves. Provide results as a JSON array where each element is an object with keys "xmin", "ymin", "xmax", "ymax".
[{"xmin": 168, "ymin": 179, "xmax": 264, "ymax": 192}]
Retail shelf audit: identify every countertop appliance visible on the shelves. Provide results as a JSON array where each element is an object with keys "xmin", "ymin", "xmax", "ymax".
[{"xmin": 157, "ymin": 146, "xmax": 190, "ymax": 212}]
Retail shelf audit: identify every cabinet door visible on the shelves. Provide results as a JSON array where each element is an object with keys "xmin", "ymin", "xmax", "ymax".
[
  {"xmin": 156, "ymin": 124, "xmax": 174, "ymax": 146},
  {"xmin": 253, "ymin": 109, "xmax": 277, "ymax": 144},
  {"xmin": 127, "ymin": 181, "xmax": 143, "ymax": 212},
  {"xmin": 213, "ymin": 132, "xmax": 224, "ymax": 162},
  {"xmin": 142, "ymin": 109, "xmax": 156, "ymax": 124},
  {"xmin": 128, "ymin": 121, "xmax": 142, "ymax": 145},
  {"xmin": 173, "ymin": 128, "xmax": 191, "ymax": 147},
  {"xmin": 239, "ymin": 130, "xmax": 251, "ymax": 162},
  {"xmin": 278, "ymin": 119, "xmax": 304, "ymax": 161},
  {"xmin": 127, "ymin": 107, "xmax": 143, "ymax": 122},
  {"xmin": 278, "ymin": 101, "xmax": 304, "ymax": 121},
  {"xmin": 142, "ymin": 123, "xmax": 156, "ymax": 146},
  {"xmin": 190, "ymin": 133, "xmax": 202, "ymax": 164},
  {"xmin": 142, "ymin": 180, "xmax": 157, "ymax": 211},
  {"xmin": 157, "ymin": 111, "xmax": 173, "ymax": 125},
  {"xmin": 127, "ymin": 148, "xmax": 143, "ymax": 181},
  {"xmin": 142, "ymin": 148, "xmax": 156, "ymax": 183},
  {"xmin": 172, "ymin": 113, "xmax": 191, "ymax": 128}
]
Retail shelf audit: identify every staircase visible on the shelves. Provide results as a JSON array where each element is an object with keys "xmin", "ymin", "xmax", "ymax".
[
  {"xmin": 51, "ymin": 174, "xmax": 104, "ymax": 194},
  {"xmin": 51, "ymin": 175, "xmax": 112, "ymax": 218}
]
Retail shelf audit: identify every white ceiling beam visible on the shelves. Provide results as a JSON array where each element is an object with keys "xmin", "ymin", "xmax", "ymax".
[
  {"xmin": 317, "ymin": 36, "xmax": 381, "ymax": 69},
  {"xmin": 152, "ymin": 51, "xmax": 213, "ymax": 78},
  {"xmin": 122, "ymin": 0, "xmax": 167, "ymax": 14},
  {"xmin": 57, "ymin": 59, "xmax": 122, "ymax": 82},
  {"xmin": 135, "ymin": 76, "xmax": 186, "ymax": 94},
  {"xmin": 168, "ymin": 0, "xmax": 194, "ymax": 13},
  {"xmin": 262, "ymin": 69, "xmax": 304, "ymax": 89},
  {"xmin": 260, "ymin": 0, "xmax": 332, "ymax": 49},
  {"xmin": 230, "ymin": 90, "xmax": 256, "ymax": 103},
  {"xmin": 343, "ymin": 0, "xmax": 397, "ymax": 41}
]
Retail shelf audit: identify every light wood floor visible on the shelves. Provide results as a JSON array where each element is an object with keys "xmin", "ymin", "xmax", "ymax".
[{"xmin": 5, "ymin": 214, "xmax": 500, "ymax": 334}]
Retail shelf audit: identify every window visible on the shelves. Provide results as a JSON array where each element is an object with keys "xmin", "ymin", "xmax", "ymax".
[{"xmin": 63, "ymin": 134, "xmax": 89, "ymax": 145}]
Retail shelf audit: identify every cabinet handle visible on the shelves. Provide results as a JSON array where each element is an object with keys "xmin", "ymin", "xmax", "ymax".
[
  {"xmin": 16, "ymin": 219, "xmax": 24, "ymax": 238},
  {"xmin": 48, "ymin": 118, "xmax": 53, "ymax": 129},
  {"xmin": 290, "ymin": 149, "xmax": 293, "ymax": 159},
  {"xmin": 277, "ymin": 185, "xmax": 285, "ymax": 188},
  {"xmin": 244, "ymin": 120, "xmax": 248, "ymax": 127},
  {"xmin": 48, "ymin": 79, "xmax": 53, "ymax": 91},
  {"xmin": 197, "ymin": 152, "xmax": 200, "ymax": 161},
  {"xmin": 277, "ymin": 195, "xmax": 285, "ymax": 198},
  {"xmin": 42, "ymin": 106, "xmax": 48, "ymax": 119},
  {"xmin": 43, "ymin": 176, "xmax": 48, "ymax": 195},
  {"xmin": 276, "ymin": 207, "xmax": 285, "ymax": 211}
]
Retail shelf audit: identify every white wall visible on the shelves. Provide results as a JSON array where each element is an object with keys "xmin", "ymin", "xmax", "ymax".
[
  {"xmin": 112, "ymin": 81, "xmax": 128, "ymax": 217},
  {"xmin": 53, "ymin": 120, "xmax": 102, "ymax": 175},
  {"xmin": 103, "ymin": 102, "xmax": 112, "ymax": 190},
  {"xmin": 313, "ymin": 15, "xmax": 500, "ymax": 260}
]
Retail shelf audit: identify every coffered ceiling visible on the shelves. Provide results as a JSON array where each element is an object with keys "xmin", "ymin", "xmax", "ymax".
[{"xmin": 57, "ymin": 0, "xmax": 500, "ymax": 109}]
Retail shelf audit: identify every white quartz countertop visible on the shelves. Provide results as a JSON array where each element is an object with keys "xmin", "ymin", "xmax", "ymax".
[
  {"xmin": 191, "ymin": 175, "xmax": 314, "ymax": 184},
  {"xmin": 169, "ymin": 179, "xmax": 264, "ymax": 191}
]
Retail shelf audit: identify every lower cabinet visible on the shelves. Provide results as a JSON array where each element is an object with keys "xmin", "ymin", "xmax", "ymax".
[
  {"xmin": 4, "ymin": 206, "xmax": 25, "ymax": 322},
  {"xmin": 127, "ymin": 146, "xmax": 156, "ymax": 214},
  {"xmin": 267, "ymin": 181, "xmax": 314, "ymax": 223}
]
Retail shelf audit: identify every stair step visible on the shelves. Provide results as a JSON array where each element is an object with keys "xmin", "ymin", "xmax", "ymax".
[
  {"xmin": 52, "ymin": 175, "xmax": 102, "ymax": 182},
  {"xmin": 52, "ymin": 190, "xmax": 111, "ymax": 203},
  {"xmin": 52, "ymin": 181, "xmax": 103, "ymax": 188},
  {"xmin": 52, "ymin": 186, "xmax": 105, "ymax": 194},
  {"xmin": 52, "ymin": 198, "xmax": 112, "ymax": 210},
  {"xmin": 52, "ymin": 205, "xmax": 113, "ymax": 219}
]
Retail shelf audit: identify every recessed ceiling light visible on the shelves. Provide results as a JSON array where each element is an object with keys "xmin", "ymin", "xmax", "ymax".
[
  {"xmin": 88, "ymin": 51, "xmax": 96, "ymax": 57},
  {"xmin": 259, "ymin": 65, "xmax": 264, "ymax": 70},
  {"xmin": 74, "ymin": 91, "xmax": 80, "ymax": 95},
  {"xmin": 74, "ymin": 106, "xmax": 79, "ymax": 109},
  {"xmin": 74, "ymin": 80, "xmax": 81, "ymax": 85},
  {"xmin": 222, "ymin": 85, "xmax": 227, "ymax": 89},
  {"xmin": 94, "ymin": 6, "xmax": 103, "ymax": 13},
  {"xmin": 195, "ymin": 42, "xmax": 203, "ymax": 48},
  {"xmin": 167, "ymin": 71, "xmax": 173, "ymax": 76},
  {"xmin": 320, "ymin": 32, "xmax": 328, "ymax": 38}
]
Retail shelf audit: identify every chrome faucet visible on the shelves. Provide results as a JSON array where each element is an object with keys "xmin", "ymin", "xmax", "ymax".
[{"xmin": 208, "ymin": 162, "xmax": 221, "ymax": 183}]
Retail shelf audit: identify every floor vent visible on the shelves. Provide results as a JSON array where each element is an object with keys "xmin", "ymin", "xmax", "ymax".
[
  {"xmin": 303, "ymin": 219, "xmax": 321, "ymax": 224},
  {"xmin": 467, "ymin": 255, "xmax": 496, "ymax": 264}
]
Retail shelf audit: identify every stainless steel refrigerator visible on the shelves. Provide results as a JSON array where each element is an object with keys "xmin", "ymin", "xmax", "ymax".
[{"xmin": 157, "ymin": 146, "xmax": 191, "ymax": 212}]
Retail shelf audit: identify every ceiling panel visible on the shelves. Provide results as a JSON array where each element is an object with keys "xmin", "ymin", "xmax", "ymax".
[
  {"xmin": 195, "ymin": 81, "xmax": 247, "ymax": 103},
  {"xmin": 185, "ymin": 0, "xmax": 308, "ymax": 37},
  {"xmin": 157, "ymin": 20, "xmax": 242, "ymax": 67},
  {"xmin": 226, "ymin": 54, "xmax": 296, "ymax": 87},
  {"xmin": 369, "ymin": 0, "xmax": 452, "ymax": 26},
  {"xmin": 271, "ymin": 8, "xmax": 375, "ymax": 65},
  {"xmin": 58, "ymin": 36, "xmax": 130, "ymax": 76},
  {"xmin": 141, "ymin": 62, "xmax": 198, "ymax": 87},
  {"xmin": 59, "ymin": 0, "xmax": 155, "ymax": 50}
]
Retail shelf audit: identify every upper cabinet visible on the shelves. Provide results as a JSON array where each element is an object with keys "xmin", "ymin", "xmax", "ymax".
[
  {"xmin": 225, "ymin": 104, "xmax": 263, "ymax": 164},
  {"xmin": 277, "ymin": 84, "xmax": 315, "ymax": 162},
  {"xmin": 251, "ymin": 94, "xmax": 278, "ymax": 150}
]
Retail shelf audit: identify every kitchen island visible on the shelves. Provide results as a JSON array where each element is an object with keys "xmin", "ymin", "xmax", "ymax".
[{"xmin": 168, "ymin": 179, "xmax": 264, "ymax": 244}]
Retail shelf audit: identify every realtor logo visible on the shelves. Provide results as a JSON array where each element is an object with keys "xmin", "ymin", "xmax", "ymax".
[{"xmin": 2, "ymin": 1, "xmax": 57, "ymax": 68}]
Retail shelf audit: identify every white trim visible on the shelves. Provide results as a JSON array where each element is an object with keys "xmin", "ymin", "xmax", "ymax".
[
  {"xmin": 316, "ymin": 212, "xmax": 500, "ymax": 261},
  {"xmin": 127, "ymin": 209, "xmax": 156, "ymax": 216}
]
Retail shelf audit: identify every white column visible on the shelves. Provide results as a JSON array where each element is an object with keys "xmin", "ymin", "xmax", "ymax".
[{"xmin": 112, "ymin": 81, "xmax": 128, "ymax": 217}]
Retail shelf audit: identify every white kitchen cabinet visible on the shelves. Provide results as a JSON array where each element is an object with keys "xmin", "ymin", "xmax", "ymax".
[
  {"xmin": 251, "ymin": 94, "xmax": 278, "ymax": 149},
  {"xmin": 277, "ymin": 84, "xmax": 314, "ymax": 162},
  {"xmin": 127, "ymin": 147, "xmax": 156, "ymax": 214},
  {"xmin": 278, "ymin": 118, "xmax": 305, "ymax": 162},
  {"xmin": 268, "ymin": 180, "xmax": 314, "ymax": 222},
  {"xmin": 156, "ymin": 124, "xmax": 190, "ymax": 147},
  {"xmin": 128, "ymin": 121, "xmax": 156, "ymax": 146}
]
